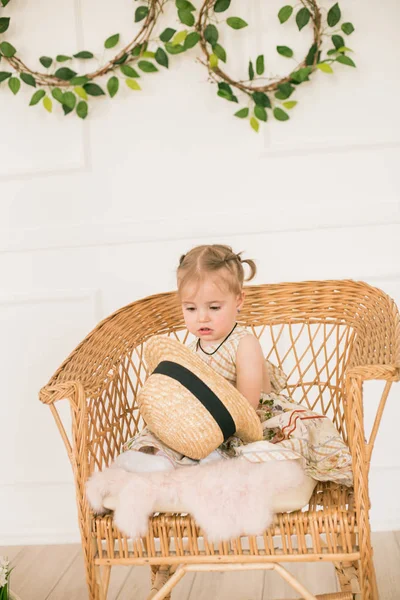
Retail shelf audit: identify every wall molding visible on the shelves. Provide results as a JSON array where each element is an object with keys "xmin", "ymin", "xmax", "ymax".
[{"xmin": 1, "ymin": 214, "xmax": 399, "ymax": 254}]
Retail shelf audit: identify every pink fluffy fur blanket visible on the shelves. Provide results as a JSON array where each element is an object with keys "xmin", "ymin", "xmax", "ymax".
[{"xmin": 86, "ymin": 457, "xmax": 305, "ymax": 542}]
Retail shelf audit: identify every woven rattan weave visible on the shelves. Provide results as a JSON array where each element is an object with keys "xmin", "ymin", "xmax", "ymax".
[{"xmin": 39, "ymin": 280, "xmax": 400, "ymax": 600}]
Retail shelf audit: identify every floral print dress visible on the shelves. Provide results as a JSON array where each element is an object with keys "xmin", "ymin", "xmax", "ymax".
[{"xmin": 124, "ymin": 325, "xmax": 353, "ymax": 487}]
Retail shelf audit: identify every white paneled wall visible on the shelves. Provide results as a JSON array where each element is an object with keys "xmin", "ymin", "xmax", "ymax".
[{"xmin": 0, "ymin": 0, "xmax": 399, "ymax": 544}]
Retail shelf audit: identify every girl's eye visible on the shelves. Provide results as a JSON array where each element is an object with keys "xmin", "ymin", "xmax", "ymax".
[
  {"xmin": 210, "ymin": 307, "xmax": 220, "ymax": 310},
  {"xmin": 185, "ymin": 307, "xmax": 195, "ymax": 311}
]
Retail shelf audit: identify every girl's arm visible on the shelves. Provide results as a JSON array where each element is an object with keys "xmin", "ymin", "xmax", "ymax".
[{"xmin": 236, "ymin": 335, "xmax": 266, "ymax": 410}]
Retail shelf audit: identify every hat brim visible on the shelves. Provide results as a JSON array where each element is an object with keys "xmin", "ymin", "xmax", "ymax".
[{"xmin": 137, "ymin": 335, "xmax": 263, "ymax": 459}]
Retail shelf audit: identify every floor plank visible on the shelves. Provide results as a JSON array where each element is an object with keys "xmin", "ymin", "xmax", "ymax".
[
  {"xmin": 46, "ymin": 548, "xmax": 131, "ymax": 600},
  {"xmin": 262, "ymin": 562, "xmax": 339, "ymax": 599},
  {"xmin": 0, "ymin": 546, "xmax": 24, "ymax": 565},
  {"xmin": 371, "ymin": 531, "xmax": 400, "ymax": 600},
  {"xmin": 5, "ymin": 544, "xmax": 79, "ymax": 599},
  {"xmin": 1, "ymin": 532, "xmax": 399, "ymax": 599}
]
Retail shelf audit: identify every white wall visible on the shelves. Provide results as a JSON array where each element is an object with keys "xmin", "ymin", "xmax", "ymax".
[{"xmin": 1, "ymin": 0, "xmax": 399, "ymax": 545}]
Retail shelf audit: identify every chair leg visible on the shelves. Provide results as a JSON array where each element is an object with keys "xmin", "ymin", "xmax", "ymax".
[
  {"xmin": 148, "ymin": 565, "xmax": 175, "ymax": 600},
  {"xmin": 94, "ymin": 565, "xmax": 112, "ymax": 600},
  {"xmin": 80, "ymin": 536, "xmax": 101, "ymax": 600},
  {"xmin": 334, "ymin": 560, "xmax": 360, "ymax": 596}
]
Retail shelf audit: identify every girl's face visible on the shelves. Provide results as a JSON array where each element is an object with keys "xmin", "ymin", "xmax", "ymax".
[{"xmin": 180, "ymin": 275, "xmax": 244, "ymax": 344}]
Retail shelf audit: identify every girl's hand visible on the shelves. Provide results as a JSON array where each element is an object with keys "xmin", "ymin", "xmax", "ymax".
[{"xmin": 236, "ymin": 335, "xmax": 266, "ymax": 410}]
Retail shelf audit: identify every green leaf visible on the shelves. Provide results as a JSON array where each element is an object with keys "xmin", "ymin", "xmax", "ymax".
[
  {"xmin": 184, "ymin": 31, "xmax": 200, "ymax": 49},
  {"xmin": 114, "ymin": 53, "xmax": 129, "ymax": 65},
  {"xmin": 227, "ymin": 17, "xmax": 248, "ymax": 30},
  {"xmin": 336, "ymin": 54, "xmax": 356, "ymax": 67},
  {"xmin": 51, "ymin": 87, "xmax": 64, "ymax": 103},
  {"xmin": 250, "ymin": 117, "xmax": 259, "ymax": 132},
  {"xmin": 178, "ymin": 9, "xmax": 195, "ymax": 26},
  {"xmin": 0, "ymin": 0, "xmax": 11, "ymax": 5},
  {"xmin": 0, "ymin": 17, "xmax": 10, "ymax": 34},
  {"xmin": 295, "ymin": 7, "xmax": 310, "ymax": 31},
  {"xmin": 73, "ymin": 51, "xmax": 94, "ymax": 59},
  {"xmin": 142, "ymin": 51, "xmax": 156, "ymax": 58},
  {"xmin": 135, "ymin": 6, "xmax": 149, "ymax": 22},
  {"xmin": 290, "ymin": 66, "xmax": 312, "ymax": 83},
  {"xmin": 62, "ymin": 91, "xmax": 76, "ymax": 109},
  {"xmin": 176, "ymin": 0, "xmax": 196, "ymax": 10},
  {"xmin": 254, "ymin": 105, "xmax": 267, "ymax": 122},
  {"xmin": 204, "ymin": 24, "xmax": 219, "ymax": 45},
  {"xmin": 213, "ymin": 43, "xmax": 226, "ymax": 62},
  {"xmin": 217, "ymin": 82, "xmax": 237, "ymax": 102},
  {"xmin": 332, "ymin": 34, "xmax": 345, "ymax": 49},
  {"xmin": 62, "ymin": 104, "xmax": 73, "ymax": 116},
  {"xmin": 107, "ymin": 76, "xmax": 119, "ymax": 97},
  {"xmin": 39, "ymin": 56, "xmax": 52, "ymax": 69},
  {"xmin": 248, "ymin": 60, "xmax": 254, "ymax": 80},
  {"xmin": 126, "ymin": 78, "xmax": 141, "ymax": 90},
  {"xmin": 8, "ymin": 76, "xmax": 20, "ymax": 94},
  {"xmin": 305, "ymin": 43, "xmax": 318, "ymax": 66},
  {"xmin": 20, "ymin": 72, "xmax": 36, "ymax": 87},
  {"xmin": 274, "ymin": 82, "xmax": 294, "ymax": 100},
  {"xmin": 74, "ymin": 86, "xmax": 88, "ymax": 100},
  {"xmin": 277, "ymin": 45, "xmax": 293, "ymax": 58},
  {"xmin": 341, "ymin": 22, "xmax": 355, "ymax": 35},
  {"xmin": 0, "ymin": 41, "xmax": 16, "ymax": 57},
  {"xmin": 172, "ymin": 30, "xmax": 187, "ymax": 45},
  {"xmin": 160, "ymin": 28, "xmax": 176, "ymax": 43},
  {"xmin": 120, "ymin": 64, "xmax": 140, "ymax": 78},
  {"xmin": 278, "ymin": 5, "xmax": 293, "ymax": 24},
  {"xmin": 327, "ymin": 2, "xmax": 341, "ymax": 27},
  {"xmin": 104, "ymin": 34, "xmax": 120, "ymax": 49},
  {"xmin": 214, "ymin": 0, "xmax": 230, "ymax": 13},
  {"xmin": 316, "ymin": 62, "xmax": 333, "ymax": 73},
  {"xmin": 256, "ymin": 55, "xmax": 264, "ymax": 75},
  {"xmin": 138, "ymin": 60, "xmax": 158, "ymax": 73},
  {"xmin": 218, "ymin": 82, "xmax": 232, "ymax": 95},
  {"xmin": 273, "ymin": 107, "xmax": 289, "ymax": 121},
  {"xmin": 336, "ymin": 46, "xmax": 353, "ymax": 53},
  {"xmin": 209, "ymin": 53, "xmax": 218, "ymax": 68},
  {"xmin": 131, "ymin": 43, "xmax": 147, "ymax": 57},
  {"xmin": 165, "ymin": 42, "xmax": 185, "ymax": 54},
  {"xmin": 70, "ymin": 76, "xmax": 89, "ymax": 85},
  {"xmin": 55, "ymin": 67, "xmax": 77, "ymax": 81},
  {"xmin": 29, "ymin": 89, "xmax": 46, "ymax": 106},
  {"xmin": 283, "ymin": 100, "xmax": 297, "ymax": 109},
  {"xmin": 217, "ymin": 89, "xmax": 234, "ymax": 101},
  {"xmin": 56, "ymin": 54, "xmax": 71, "ymax": 62},
  {"xmin": 83, "ymin": 82, "xmax": 105, "ymax": 95},
  {"xmin": 0, "ymin": 71, "xmax": 11, "ymax": 83},
  {"xmin": 252, "ymin": 91, "xmax": 271, "ymax": 108},
  {"xmin": 234, "ymin": 107, "xmax": 249, "ymax": 118},
  {"xmin": 76, "ymin": 100, "xmax": 88, "ymax": 119},
  {"xmin": 155, "ymin": 47, "xmax": 169, "ymax": 68},
  {"xmin": 43, "ymin": 96, "xmax": 52, "ymax": 113}
]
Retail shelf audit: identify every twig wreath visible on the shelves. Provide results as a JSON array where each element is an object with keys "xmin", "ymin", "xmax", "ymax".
[{"xmin": 0, "ymin": 0, "xmax": 355, "ymax": 131}]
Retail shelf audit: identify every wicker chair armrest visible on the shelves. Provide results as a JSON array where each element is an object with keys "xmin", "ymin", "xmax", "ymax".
[
  {"xmin": 39, "ymin": 380, "xmax": 86, "ymax": 407},
  {"xmin": 346, "ymin": 363, "xmax": 400, "ymax": 382}
]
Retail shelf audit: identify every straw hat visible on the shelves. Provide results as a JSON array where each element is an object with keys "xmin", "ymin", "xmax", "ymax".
[{"xmin": 137, "ymin": 335, "xmax": 263, "ymax": 460}]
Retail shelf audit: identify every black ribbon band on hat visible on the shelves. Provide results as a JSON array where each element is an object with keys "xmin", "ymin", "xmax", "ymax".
[{"xmin": 152, "ymin": 360, "xmax": 236, "ymax": 441}]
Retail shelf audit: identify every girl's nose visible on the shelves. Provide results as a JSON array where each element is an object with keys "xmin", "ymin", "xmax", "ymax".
[{"xmin": 198, "ymin": 310, "xmax": 210, "ymax": 322}]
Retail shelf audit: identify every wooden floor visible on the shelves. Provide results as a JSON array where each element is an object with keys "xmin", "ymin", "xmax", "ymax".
[{"xmin": 1, "ymin": 532, "xmax": 400, "ymax": 599}]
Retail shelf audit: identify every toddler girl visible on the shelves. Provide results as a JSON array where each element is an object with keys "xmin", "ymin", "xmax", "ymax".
[{"xmin": 118, "ymin": 244, "xmax": 353, "ymax": 488}]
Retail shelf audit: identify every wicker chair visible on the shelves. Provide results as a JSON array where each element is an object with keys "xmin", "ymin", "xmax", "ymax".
[{"xmin": 39, "ymin": 280, "xmax": 400, "ymax": 600}]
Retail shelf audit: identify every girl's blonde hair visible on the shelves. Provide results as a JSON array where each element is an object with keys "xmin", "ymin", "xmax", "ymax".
[{"xmin": 177, "ymin": 244, "xmax": 257, "ymax": 297}]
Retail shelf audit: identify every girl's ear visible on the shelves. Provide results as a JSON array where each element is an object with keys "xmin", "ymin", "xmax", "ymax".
[{"xmin": 237, "ymin": 290, "xmax": 245, "ymax": 311}]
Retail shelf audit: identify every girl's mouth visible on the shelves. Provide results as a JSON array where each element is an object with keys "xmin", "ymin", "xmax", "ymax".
[{"xmin": 199, "ymin": 327, "xmax": 212, "ymax": 334}]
